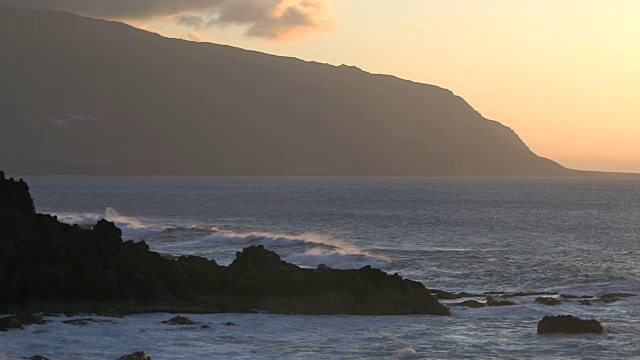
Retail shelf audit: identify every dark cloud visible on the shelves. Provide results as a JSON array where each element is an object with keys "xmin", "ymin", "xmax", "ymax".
[
  {"xmin": 176, "ymin": 15, "xmax": 206, "ymax": 30},
  {"xmin": 1, "ymin": 0, "xmax": 337, "ymax": 41}
]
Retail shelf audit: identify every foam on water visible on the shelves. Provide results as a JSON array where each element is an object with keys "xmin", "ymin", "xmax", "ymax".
[
  {"xmin": 1, "ymin": 298, "xmax": 639, "ymax": 360},
  {"xmin": 53, "ymin": 207, "xmax": 164, "ymax": 238},
  {"xmin": 51, "ymin": 209, "xmax": 389, "ymax": 270}
]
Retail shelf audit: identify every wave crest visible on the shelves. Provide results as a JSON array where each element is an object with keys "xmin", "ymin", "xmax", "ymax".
[{"xmin": 50, "ymin": 208, "xmax": 388, "ymax": 270}]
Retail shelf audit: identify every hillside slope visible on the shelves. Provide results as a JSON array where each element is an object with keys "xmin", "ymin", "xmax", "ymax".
[{"xmin": 0, "ymin": 7, "xmax": 580, "ymax": 176}]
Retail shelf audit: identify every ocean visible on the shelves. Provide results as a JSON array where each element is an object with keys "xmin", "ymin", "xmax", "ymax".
[{"xmin": 2, "ymin": 176, "xmax": 639, "ymax": 359}]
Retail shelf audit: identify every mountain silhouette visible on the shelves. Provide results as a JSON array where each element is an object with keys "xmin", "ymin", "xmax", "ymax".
[{"xmin": 0, "ymin": 7, "xmax": 613, "ymax": 177}]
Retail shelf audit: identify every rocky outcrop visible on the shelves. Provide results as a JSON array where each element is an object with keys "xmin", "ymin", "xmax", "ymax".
[
  {"xmin": 0, "ymin": 314, "xmax": 47, "ymax": 331},
  {"xmin": 0, "ymin": 173, "xmax": 448, "ymax": 316},
  {"xmin": 486, "ymin": 296, "xmax": 517, "ymax": 307},
  {"xmin": 535, "ymin": 297, "xmax": 561, "ymax": 306},
  {"xmin": 537, "ymin": 315, "xmax": 604, "ymax": 334},
  {"xmin": 427, "ymin": 289, "xmax": 480, "ymax": 300},
  {"xmin": 162, "ymin": 316, "xmax": 199, "ymax": 325},
  {"xmin": 451, "ymin": 300, "xmax": 485, "ymax": 308},
  {"xmin": 118, "ymin": 352, "xmax": 151, "ymax": 360}
]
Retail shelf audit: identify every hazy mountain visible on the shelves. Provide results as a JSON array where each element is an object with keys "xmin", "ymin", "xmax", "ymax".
[{"xmin": 0, "ymin": 7, "xmax": 592, "ymax": 177}]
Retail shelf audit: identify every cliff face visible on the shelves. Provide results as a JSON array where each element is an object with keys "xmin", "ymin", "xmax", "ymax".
[
  {"xmin": 0, "ymin": 7, "xmax": 574, "ymax": 177},
  {"xmin": 0, "ymin": 172, "xmax": 449, "ymax": 316}
]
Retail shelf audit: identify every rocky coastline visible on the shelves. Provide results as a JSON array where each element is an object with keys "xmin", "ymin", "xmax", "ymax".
[{"xmin": 0, "ymin": 171, "xmax": 449, "ymax": 317}]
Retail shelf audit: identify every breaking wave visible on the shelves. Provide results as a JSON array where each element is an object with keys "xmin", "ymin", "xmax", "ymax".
[
  {"xmin": 53, "ymin": 208, "xmax": 165, "ymax": 238},
  {"xmin": 50, "ymin": 208, "xmax": 389, "ymax": 270}
]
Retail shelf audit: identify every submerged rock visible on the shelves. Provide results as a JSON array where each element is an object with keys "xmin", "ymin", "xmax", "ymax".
[
  {"xmin": 486, "ymin": 297, "xmax": 517, "ymax": 307},
  {"xmin": 118, "ymin": 352, "xmax": 151, "ymax": 360},
  {"xmin": 599, "ymin": 292, "xmax": 635, "ymax": 299},
  {"xmin": 27, "ymin": 356, "xmax": 50, "ymax": 360},
  {"xmin": 0, "ymin": 314, "xmax": 47, "ymax": 331},
  {"xmin": 503, "ymin": 291, "xmax": 558, "ymax": 298},
  {"xmin": 0, "ymin": 173, "xmax": 449, "ymax": 316},
  {"xmin": 162, "ymin": 316, "xmax": 199, "ymax": 326},
  {"xmin": 535, "ymin": 297, "xmax": 562, "ymax": 306},
  {"xmin": 452, "ymin": 300, "xmax": 485, "ymax": 308},
  {"xmin": 62, "ymin": 318, "xmax": 115, "ymax": 326},
  {"xmin": 428, "ymin": 289, "xmax": 479, "ymax": 300},
  {"xmin": 537, "ymin": 315, "xmax": 604, "ymax": 334}
]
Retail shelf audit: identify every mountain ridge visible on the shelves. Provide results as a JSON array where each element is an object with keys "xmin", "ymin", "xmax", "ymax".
[{"xmin": 0, "ymin": 7, "xmax": 633, "ymax": 177}]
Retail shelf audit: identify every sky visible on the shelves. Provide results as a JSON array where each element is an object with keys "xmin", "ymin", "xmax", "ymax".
[{"xmin": 7, "ymin": 0, "xmax": 639, "ymax": 172}]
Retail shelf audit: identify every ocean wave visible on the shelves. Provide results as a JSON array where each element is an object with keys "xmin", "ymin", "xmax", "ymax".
[
  {"xmin": 53, "ymin": 207, "xmax": 163, "ymax": 238},
  {"xmin": 50, "ymin": 208, "xmax": 387, "ymax": 270},
  {"xmin": 174, "ymin": 229, "xmax": 390, "ymax": 270}
]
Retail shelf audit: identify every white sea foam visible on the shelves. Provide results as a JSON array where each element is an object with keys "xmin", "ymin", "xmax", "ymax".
[
  {"xmin": 50, "ymin": 209, "xmax": 388, "ymax": 269},
  {"xmin": 395, "ymin": 347, "xmax": 422, "ymax": 360},
  {"xmin": 53, "ymin": 208, "xmax": 163, "ymax": 238},
  {"xmin": 165, "ymin": 228, "xmax": 390, "ymax": 269}
]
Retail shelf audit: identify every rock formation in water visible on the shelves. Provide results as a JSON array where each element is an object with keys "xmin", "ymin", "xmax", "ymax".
[
  {"xmin": 537, "ymin": 315, "xmax": 604, "ymax": 334},
  {"xmin": 0, "ymin": 171, "xmax": 449, "ymax": 316},
  {"xmin": 0, "ymin": 7, "xmax": 607, "ymax": 177}
]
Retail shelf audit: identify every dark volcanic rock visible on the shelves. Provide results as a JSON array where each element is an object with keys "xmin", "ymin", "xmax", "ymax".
[
  {"xmin": 503, "ymin": 291, "xmax": 558, "ymax": 298},
  {"xmin": 62, "ymin": 318, "xmax": 115, "ymax": 326},
  {"xmin": 560, "ymin": 294, "xmax": 591, "ymax": 299},
  {"xmin": 537, "ymin": 315, "xmax": 604, "ymax": 334},
  {"xmin": 486, "ymin": 296, "xmax": 517, "ymax": 307},
  {"xmin": 535, "ymin": 297, "xmax": 562, "ymax": 306},
  {"xmin": 0, "ymin": 171, "xmax": 35, "ymax": 215},
  {"xmin": 600, "ymin": 292, "xmax": 635, "ymax": 299},
  {"xmin": 428, "ymin": 289, "xmax": 479, "ymax": 300},
  {"xmin": 162, "ymin": 316, "xmax": 199, "ymax": 325},
  {"xmin": 452, "ymin": 300, "xmax": 485, "ymax": 308},
  {"xmin": 118, "ymin": 352, "xmax": 151, "ymax": 360},
  {"xmin": 0, "ymin": 173, "xmax": 448, "ymax": 316},
  {"xmin": 0, "ymin": 314, "xmax": 47, "ymax": 331},
  {"xmin": 28, "ymin": 356, "xmax": 50, "ymax": 360}
]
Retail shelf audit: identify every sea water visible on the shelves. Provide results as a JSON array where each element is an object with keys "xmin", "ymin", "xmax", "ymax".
[{"xmin": 1, "ymin": 176, "xmax": 639, "ymax": 359}]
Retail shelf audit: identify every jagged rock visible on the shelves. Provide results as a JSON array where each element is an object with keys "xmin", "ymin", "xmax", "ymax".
[
  {"xmin": 428, "ymin": 289, "xmax": 479, "ymax": 300},
  {"xmin": 537, "ymin": 315, "xmax": 604, "ymax": 334},
  {"xmin": 452, "ymin": 300, "xmax": 485, "ymax": 308},
  {"xmin": 62, "ymin": 318, "xmax": 115, "ymax": 326},
  {"xmin": 559, "ymin": 294, "xmax": 592, "ymax": 299},
  {"xmin": 0, "ymin": 315, "xmax": 47, "ymax": 331},
  {"xmin": 0, "ymin": 171, "xmax": 35, "ymax": 215},
  {"xmin": 162, "ymin": 316, "xmax": 199, "ymax": 325},
  {"xmin": 118, "ymin": 352, "xmax": 151, "ymax": 360},
  {"xmin": 486, "ymin": 296, "xmax": 517, "ymax": 307},
  {"xmin": 504, "ymin": 291, "xmax": 558, "ymax": 298},
  {"xmin": 535, "ymin": 297, "xmax": 562, "ymax": 306},
  {"xmin": 597, "ymin": 293, "xmax": 636, "ymax": 303},
  {"xmin": 0, "ymin": 173, "xmax": 449, "ymax": 316}
]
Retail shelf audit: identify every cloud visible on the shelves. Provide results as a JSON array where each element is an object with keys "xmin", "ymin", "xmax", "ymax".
[
  {"xmin": 2, "ymin": 0, "xmax": 337, "ymax": 41},
  {"xmin": 176, "ymin": 15, "xmax": 206, "ymax": 30}
]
